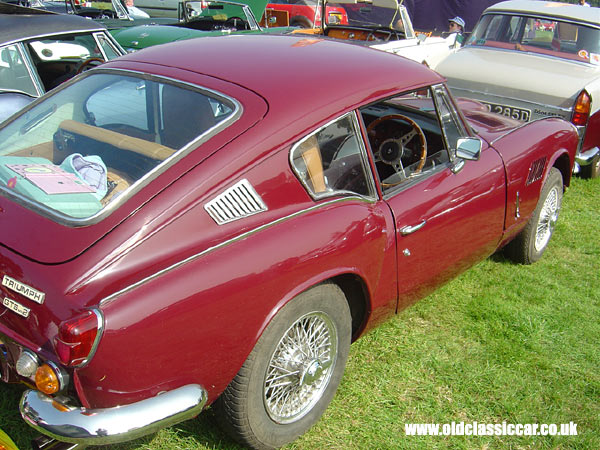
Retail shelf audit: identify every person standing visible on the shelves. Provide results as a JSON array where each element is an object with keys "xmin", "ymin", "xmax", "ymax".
[{"xmin": 446, "ymin": 16, "xmax": 465, "ymax": 48}]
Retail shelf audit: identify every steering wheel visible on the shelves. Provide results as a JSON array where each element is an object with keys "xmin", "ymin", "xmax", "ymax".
[
  {"xmin": 366, "ymin": 114, "xmax": 427, "ymax": 179},
  {"xmin": 75, "ymin": 57, "xmax": 105, "ymax": 75},
  {"xmin": 224, "ymin": 16, "xmax": 246, "ymax": 30}
]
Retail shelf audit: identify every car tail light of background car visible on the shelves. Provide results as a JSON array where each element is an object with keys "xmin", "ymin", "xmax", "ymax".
[{"xmin": 572, "ymin": 90, "xmax": 591, "ymax": 127}]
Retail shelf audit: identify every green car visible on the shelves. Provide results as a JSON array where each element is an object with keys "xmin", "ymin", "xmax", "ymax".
[{"xmin": 111, "ymin": 0, "xmax": 295, "ymax": 51}]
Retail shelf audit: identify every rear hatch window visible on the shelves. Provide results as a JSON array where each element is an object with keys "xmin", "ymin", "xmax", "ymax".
[{"xmin": 0, "ymin": 70, "xmax": 238, "ymax": 224}]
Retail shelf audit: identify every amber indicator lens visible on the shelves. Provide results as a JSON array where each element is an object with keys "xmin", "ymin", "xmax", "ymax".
[{"xmin": 35, "ymin": 363, "xmax": 60, "ymax": 395}]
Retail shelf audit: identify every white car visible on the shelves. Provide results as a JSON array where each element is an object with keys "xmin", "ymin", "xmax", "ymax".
[
  {"xmin": 293, "ymin": 0, "xmax": 458, "ymax": 69},
  {"xmin": 436, "ymin": 1, "xmax": 600, "ymax": 178}
]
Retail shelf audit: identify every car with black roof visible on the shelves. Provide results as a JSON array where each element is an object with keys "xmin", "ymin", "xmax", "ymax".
[{"xmin": 0, "ymin": 2, "xmax": 126, "ymax": 122}]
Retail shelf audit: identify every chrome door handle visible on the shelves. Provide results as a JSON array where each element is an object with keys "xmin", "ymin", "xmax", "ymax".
[{"xmin": 399, "ymin": 220, "xmax": 427, "ymax": 235}]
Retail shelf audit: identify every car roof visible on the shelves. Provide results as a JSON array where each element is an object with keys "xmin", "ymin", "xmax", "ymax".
[
  {"xmin": 485, "ymin": 1, "xmax": 600, "ymax": 27},
  {"xmin": 0, "ymin": 8, "xmax": 108, "ymax": 46},
  {"xmin": 112, "ymin": 34, "xmax": 443, "ymax": 110}
]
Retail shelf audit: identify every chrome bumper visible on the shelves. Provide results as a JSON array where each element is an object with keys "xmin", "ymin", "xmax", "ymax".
[
  {"xmin": 20, "ymin": 384, "xmax": 207, "ymax": 446},
  {"xmin": 576, "ymin": 146, "xmax": 600, "ymax": 166}
]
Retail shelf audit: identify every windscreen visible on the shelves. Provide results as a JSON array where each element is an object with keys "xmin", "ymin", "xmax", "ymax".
[{"xmin": 467, "ymin": 13, "xmax": 600, "ymax": 64}]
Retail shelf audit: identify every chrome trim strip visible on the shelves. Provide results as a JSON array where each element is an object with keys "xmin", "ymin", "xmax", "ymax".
[
  {"xmin": 0, "ymin": 68, "xmax": 243, "ymax": 227},
  {"xmin": 100, "ymin": 196, "xmax": 370, "ymax": 308},
  {"xmin": 20, "ymin": 384, "xmax": 207, "ymax": 445},
  {"xmin": 72, "ymin": 308, "xmax": 104, "ymax": 369},
  {"xmin": 3, "ymin": 28, "xmax": 109, "ymax": 48},
  {"xmin": 92, "ymin": 31, "xmax": 126, "ymax": 59},
  {"xmin": 16, "ymin": 42, "xmax": 44, "ymax": 97}
]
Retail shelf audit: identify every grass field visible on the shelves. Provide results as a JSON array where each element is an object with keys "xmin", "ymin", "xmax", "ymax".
[{"xmin": 1, "ymin": 176, "xmax": 598, "ymax": 450}]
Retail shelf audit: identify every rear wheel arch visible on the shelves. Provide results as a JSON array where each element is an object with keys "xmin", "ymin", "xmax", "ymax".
[
  {"xmin": 258, "ymin": 272, "xmax": 372, "ymax": 346},
  {"xmin": 329, "ymin": 273, "xmax": 370, "ymax": 342},
  {"xmin": 550, "ymin": 151, "xmax": 572, "ymax": 188}
]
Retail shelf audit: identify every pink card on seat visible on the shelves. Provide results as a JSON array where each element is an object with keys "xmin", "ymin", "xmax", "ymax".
[{"xmin": 7, "ymin": 164, "xmax": 95, "ymax": 194}]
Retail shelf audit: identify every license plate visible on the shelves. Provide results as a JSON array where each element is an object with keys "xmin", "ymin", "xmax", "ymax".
[
  {"xmin": 2, "ymin": 297, "xmax": 30, "ymax": 318},
  {"xmin": 481, "ymin": 101, "xmax": 531, "ymax": 122}
]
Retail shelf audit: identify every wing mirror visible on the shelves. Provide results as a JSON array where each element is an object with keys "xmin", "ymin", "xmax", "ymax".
[{"xmin": 456, "ymin": 137, "xmax": 481, "ymax": 161}]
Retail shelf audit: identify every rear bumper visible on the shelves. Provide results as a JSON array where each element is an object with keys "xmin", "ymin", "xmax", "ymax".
[
  {"xmin": 575, "ymin": 146, "xmax": 599, "ymax": 166},
  {"xmin": 20, "ymin": 384, "xmax": 207, "ymax": 446}
]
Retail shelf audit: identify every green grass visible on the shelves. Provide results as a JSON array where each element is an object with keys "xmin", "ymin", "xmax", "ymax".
[{"xmin": 1, "ymin": 176, "xmax": 598, "ymax": 450}]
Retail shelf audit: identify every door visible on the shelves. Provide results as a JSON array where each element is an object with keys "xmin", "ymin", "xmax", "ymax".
[{"xmin": 359, "ymin": 84, "xmax": 506, "ymax": 310}]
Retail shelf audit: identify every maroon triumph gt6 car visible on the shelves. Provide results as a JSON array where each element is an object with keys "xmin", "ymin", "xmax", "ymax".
[{"xmin": 0, "ymin": 35, "xmax": 578, "ymax": 449}]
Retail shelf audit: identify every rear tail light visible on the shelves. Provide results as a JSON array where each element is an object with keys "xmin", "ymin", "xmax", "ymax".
[
  {"xmin": 572, "ymin": 90, "xmax": 591, "ymax": 126},
  {"xmin": 54, "ymin": 309, "xmax": 102, "ymax": 367},
  {"xmin": 328, "ymin": 12, "xmax": 342, "ymax": 24}
]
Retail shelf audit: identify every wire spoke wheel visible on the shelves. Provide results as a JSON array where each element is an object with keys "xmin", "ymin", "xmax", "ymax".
[
  {"xmin": 534, "ymin": 185, "xmax": 560, "ymax": 252},
  {"xmin": 264, "ymin": 312, "xmax": 337, "ymax": 424},
  {"xmin": 215, "ymin": 283, "xmax": 351, "ymax": 449}
]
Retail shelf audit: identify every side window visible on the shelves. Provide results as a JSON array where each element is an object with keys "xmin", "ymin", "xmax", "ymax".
[
  {"xmin": 483, "ymin": 15, "xmax": 504, "ymax": 40},
  {"xmin": 85, "ymin": 76, "xmax": 226, "ymax": 149},
  {"xmin": 95, "ymin": 33, "xmax": 122, "ymax": 60},
  {"xmin": 505, "ymin": 16, "xmax": 524, "ymax": 43},
  {"xmin": 0, "ymin": 44, "xmax": 38, "ymax": 97},
  {"xmin": 291, "ymin": 112, "xmax": 374, "ymax": 199},
  {"xmin": 359, "ymin": 87, "xmax": 450, "ymax": 192},
  {"xmin": 86, "ymin": 78, "xmax": 149, "ymax": 131}
]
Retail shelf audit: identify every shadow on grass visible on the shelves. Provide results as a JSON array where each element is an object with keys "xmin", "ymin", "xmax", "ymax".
[
  {"xmin": 95, "ymin": 408, "xmax": 246, "ymax": 450},
  {"xmin": 489, "ymin": 248, "xmax": 512, "ymax": 264}
]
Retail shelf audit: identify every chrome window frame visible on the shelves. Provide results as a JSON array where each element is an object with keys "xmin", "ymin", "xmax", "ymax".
[
  {"xmin": 1, "ymin": 42, "xmax": 44, "ymax": 97},
  {"xmin": 289, "ymin": 111, "xmax": 378, "ymax": 202},
  {"xmin": 431, "ymin": 83, "xmax": 470, "ymax": 159}
]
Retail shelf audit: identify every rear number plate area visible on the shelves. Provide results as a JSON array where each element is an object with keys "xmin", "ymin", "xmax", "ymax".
[{"xmin": 481, "ymin": 101, "xmax": 531, "ymax": 122}]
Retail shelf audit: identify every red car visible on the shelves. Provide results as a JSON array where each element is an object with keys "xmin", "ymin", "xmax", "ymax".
[
  {"xmin": 0, "ymin": 34, "xmax": 577, "ymax": 449},
  {"xmin": 267, "ymin": 0, "xmax": 347, "ymax": 27}
]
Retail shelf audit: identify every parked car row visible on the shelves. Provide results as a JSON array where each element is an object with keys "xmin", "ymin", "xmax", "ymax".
[
  {"xmin": 0, "ymin": 1, "xmax": 593, "ymax": 450},
  {"xmin": 437, "ymin": 0, "xmax": 600, "ymax": 179}
]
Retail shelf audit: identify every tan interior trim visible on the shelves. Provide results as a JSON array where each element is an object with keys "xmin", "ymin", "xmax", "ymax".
[
  {"xmin": 59, "ymin": 120, "xmax": 176, "ymax": 161},
  {"xmin": 300, "ymin": 136, "xmax": 327, "ymax": 193}
]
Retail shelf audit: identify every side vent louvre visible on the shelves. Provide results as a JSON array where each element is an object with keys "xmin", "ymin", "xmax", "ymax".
[
  {"xmin": 204, "ymin": 179, "xmax": 267, "ymax": 225},
  {"xmin": 526, "ymin": 157, "xmax": 546, "ymax": 185}
]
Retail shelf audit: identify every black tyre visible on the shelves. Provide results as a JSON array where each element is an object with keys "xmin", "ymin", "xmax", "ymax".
[
  {"xmin": 505, "ymin": 167, "xmax": 563, "ymax": 264},
  {"xmin": 580, "ymin": 154, "xmax": 600, "ymax": 179},
  {"xmin": 215, "ymin": 283, "xmax": 351, "ymax": 449}
]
